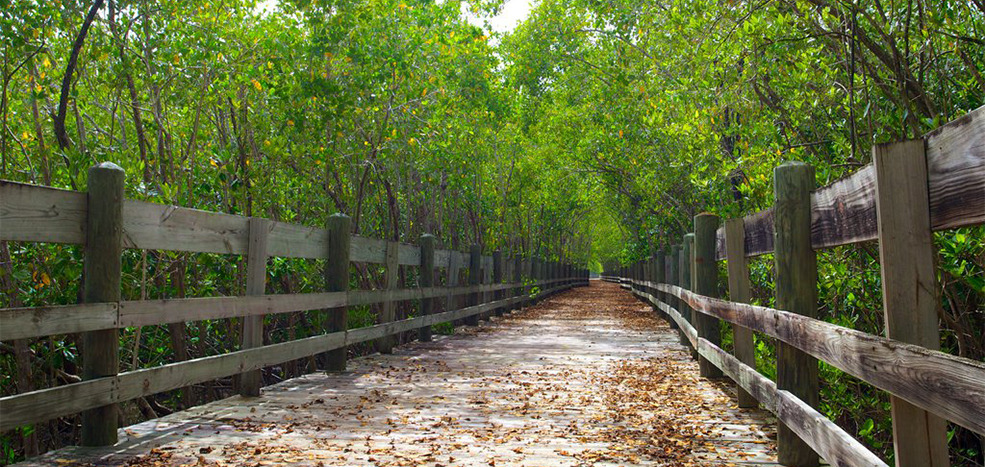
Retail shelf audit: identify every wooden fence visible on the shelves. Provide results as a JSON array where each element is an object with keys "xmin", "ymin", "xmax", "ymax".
[
  {"xmin": 0, "ymin": 168, "xmax": 589, "ymax": 445},
  {"xmin": 603, "ymin": 106, "xmax": 985, "ymax": 467}
]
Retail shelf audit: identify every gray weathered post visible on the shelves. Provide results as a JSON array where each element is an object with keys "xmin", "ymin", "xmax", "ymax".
[
  {"xmin": 873, "ymin": 141, "xmax": 949, "ymax": 467},
  {"xmin": 667, "ymin": 245, "xmax": 680, "ymax": 330},
  {"xmin": 481, "ymin": 255, "xmax": 493, "ymax": 320},
  {"xmin": 547, "ymin": 258, "xmax": 552, "ymax": 295},
  {"xmin": 240, "ymin": 217, "xmax": 269, "ymax": 396},
  {"xmin": 379, "ymin": 241, "xmax": 399, "ymax": 353},
  {"xmin": 493, "ymin": 250, "xmax": 504, "ymax": 316},
  {"xmin": 553, "ymin": 260, "xmax": 559, "ymax": 291},
  {"xmin": 774, "ymin": 161, "xmax": 819, "ymax": 467},
  {"xmin": 531, "ymin": 257, "xmax": 540, "ymax": 303},
  {"xmin": 513, "ymin": 256, "xmax": 523, "ymax": 311},
  {"xmin": 693, "ymin": 213, "xmax": 723, "ymax": 378},
  {"xmin": 446, "ymin": 251, "xmax": 461, "ymax": 320},
  {"xmin": 681, "ymin": 233, "xmax": 698, "ymax": 359},
  {"xmin": 418, "ymin": 234, "xmax": 436, "ymax": 342},
  {"xmin": 81, "ymin": 162, "xmax": 124, "ymax": 447},
  {"xmin": 653, "ymin": 247, "xmax": 676, "ymax": 328},
  {"xmin": 547, "ymin": 260, "xmax": 554, "ymax": 295},
  {"xmin": 467, "ymin": 245, "xmax": 481, "ymax": 326},
  {"xmin": 724, "ymin": 218, "xmax": 756, "ymax": 408},
  {"xmin": 324, "ymin": 214, "xmax": 351, "ymax": 371}
]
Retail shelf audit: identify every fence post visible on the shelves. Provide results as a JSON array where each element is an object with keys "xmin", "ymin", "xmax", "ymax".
[
  {"xmin": 478, "ymin": 256, "xmax": 489, "ymax": 320},
  {"xmin": 681, "ymin": 234, "xmax": 695, "ymax": 352},
  {"xmin": 418, "ymin": 234, "xmax": 436, "ymax": 342},
  {"xmin": 693, "ymin": 213, "xmax": 723, "ymax": 378},
  {"xmin": 493, "ymin": 250, "xmax": 504, "ymax": 316},
  {"xmin": 546, "ymin": 259, "xmax": 552, "ymax": 296},
  {"xmin": 80, "ymin": 162, "xmax": 124, "ymax": 447},
  {"xmin": 634, "ymin": 260, "xmax": 639, "ymax": 291},
  {"xmin": 467, "ymin": 245, "xmax": 481, "ymax": 326},
  {"xmin": 324, "ymin": 214, "xmax": 351, "ymax": 371},
  {"xmin": 514, "ymin": 256, "xmax": 523, "ymax": 311},
  {"xmin": 724, "ymin": 218, "xmax": 756, "ymax": 408},
  {"xmin": 544, "ymin": 261, "xmax": 554, "ymax": 298},
  {"xmin": 240, "ymin": 218, "xmax": 269, "ymax": 396},
  {"xmin": 379, "ymin": 241, "xmax": 399, "ymax": 353},
  {"xmin": 774, "ymin": 161, "xmax": 819, "ymax": 467},
  {"xmin": 667, "ymin": 245, "xmax": 680, "ymax": 330},
  {"xmin": 531, "ymin": 257, "xmax": 540, "ymax": 303},
  {"xmin": 446, "ymin": 251, "xmax": 461, "ymax": 322},
  {"xmin": 873, "ymin": 140, "xmax": 949, "ymax": 467}
]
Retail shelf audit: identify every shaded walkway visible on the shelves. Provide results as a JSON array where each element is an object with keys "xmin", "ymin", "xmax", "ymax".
[{"xmin": 21, "ymin": 281, "xmax": 778, "ymax": 466}]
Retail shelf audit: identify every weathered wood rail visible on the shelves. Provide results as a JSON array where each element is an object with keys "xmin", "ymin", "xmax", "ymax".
[
  {"xmin": 603, "ymin": 106, "xmax": 985, "ymax": 467},
  {"xmin": 0, "ymin": 167, "xmax": 589, "ymax": 443}
]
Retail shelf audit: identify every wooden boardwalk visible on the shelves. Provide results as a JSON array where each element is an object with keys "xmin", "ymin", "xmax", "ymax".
[{"xmin": 20, "ymin": 281, "xmax": 779, "ymax": 467}]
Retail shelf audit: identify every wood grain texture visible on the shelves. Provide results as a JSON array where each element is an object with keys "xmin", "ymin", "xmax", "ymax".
[
  {"xmin": 0, "ymin": 181, "xmax": 87, "ymax": 244},
  {"xmin": 925, "ymin": 105, "xmax": 985, "ymax": 231},
  {"xmin": 649, "ymin": 281, "xmax": 985, "ymax": 436},
  {"xmin": 377, "ymin": 241, "xmax": 399, "ymax": 353},
  {"xmin": 418, "ymin": 234, "xmax": 436, "ymax": 342},
  {"xmin": 636, "ymin": 288, "xmax": 888, "ymax": 467},
  {"xmin": 323, "ymin": 214, "xmax": 351, "ymax": 372},
  {"xmin": 0, "ymin": 303, "xmax": 118, "ymax": 341},
  {"xmin": 773, "ymin": 161, "xmax": 820, "ymax": 466},
  {"xmin": 121, "ymin": 200, "xmax": 250, "ymax": 254},
  {"xmin": 810, "ymin": 165, "xmax": 877, "ymax": 249},
  {"xmin": 693, "ymin": 214, "xmax": 722, "ymax": 378},
  {"xmin": 713, "ymin": 105, "xmax": 985, "ymax": 260},
  {"xmin": 239, "ymin": 218, "xmax": 269, "ymax": 396},
  {"xmin": 725, "ymin": 218, "xmax": 757, "ymax": 408},
  {"xmin": 80, "ymin": 162, "xmax": 124, "ymax": 447},
  {"xmin": 873, "ymin": 140, "xmax": 949, "ymax": 467}
]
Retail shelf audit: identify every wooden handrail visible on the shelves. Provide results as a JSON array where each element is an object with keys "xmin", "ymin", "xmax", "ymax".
[
  {"xmin": 0, "ymin": 283, "xmax": 575, "ymax": 432},
  {"xmin": 712, "ymin": 105, "xmax": 984, "ymax": 259},
  {"xmin": 632, "ymin": 286, "xmax": 888, "ymax": 467},
  {"xmin": 0, "ymin": 181, "xmax": 477, "ymax": 267},
  {"xmin": 624, "ymin": 278, "xmax": 985, "ymax": 435},
  {"xmin": 0, "ymin": 280, "xmax": 566, "ymax": 341}
]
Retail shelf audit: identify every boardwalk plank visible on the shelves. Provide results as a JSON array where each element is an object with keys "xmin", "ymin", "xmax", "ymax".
[{"xmin": 17, "ymin": 282, "xmax": 779, "ymax": 467}]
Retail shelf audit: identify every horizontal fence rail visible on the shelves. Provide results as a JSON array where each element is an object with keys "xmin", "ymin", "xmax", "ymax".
[
  {"xmin": 0, "ymin": 282, "xmax": 571, "ymax": 432},
  {"xmin": 602, "ymin": 107, "xmax": 985, "ymax": 467},
  {"xmin": 630, "ymin": 283, "xmax": 889, "ymax": 467},
  {"xmin": 0, "ymin": 181, "xmax": 463, "ymax": 266},
  {"xmin": 0, "ymin": 282, "xmax": 539, "ymax": 341},
  {"xmin": 0, "ymin": 168, "xmax": 591, "ymax": 446},
  {"xmin": 713, "ymin": 105, "xmax": 984, "ymax": 259},
  {"xmin": 634, "ymin": 278, "xmax": 985, "ymax": 434}
]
